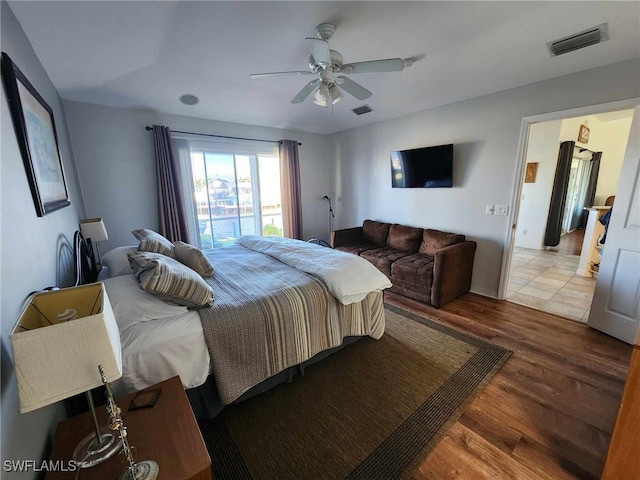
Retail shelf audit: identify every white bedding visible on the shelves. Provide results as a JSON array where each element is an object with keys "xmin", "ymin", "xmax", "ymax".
[
  {"xmin": 112, "ymin": 310, "xmax": 210, "ymax": 396},
  {"xmin": 102, "ymin": 275, "xmax": 211, "ymax": 395},
  {"xmin": 236, "ymin": 235, "xmax": 392, "ymax": 304}
]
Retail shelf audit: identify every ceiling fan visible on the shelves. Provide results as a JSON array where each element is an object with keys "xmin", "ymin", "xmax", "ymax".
[{"xmin": 250, "ymin": 23, "xmax": 412, "ymax": 107}]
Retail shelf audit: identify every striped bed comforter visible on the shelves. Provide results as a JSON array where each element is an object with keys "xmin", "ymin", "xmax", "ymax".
[{"xmin": 198, "ymin": 244, "xmax": 385, "ymax": 405}]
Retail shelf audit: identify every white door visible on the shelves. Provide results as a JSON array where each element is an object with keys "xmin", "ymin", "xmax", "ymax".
[{"xmin": 588, "ymin": 106, "xmax": 640, "ymax": 344}]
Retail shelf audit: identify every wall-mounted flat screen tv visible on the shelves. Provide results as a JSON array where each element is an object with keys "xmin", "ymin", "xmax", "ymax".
[{"xmin": 390, "ymin": 144, "xmax": 453, "ymax": 188}]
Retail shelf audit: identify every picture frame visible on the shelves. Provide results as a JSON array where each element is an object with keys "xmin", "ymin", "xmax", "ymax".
[
  {"xmin": 524, "ymin": 162, "xmax": 538, "ymax": 183},
  {"xmin": 1, "ymin": 52, "xmax": 70, "ymax": 216},
  {"xmin": 578, "ymin": 124, "xmax": 590, "ymax": 144}
]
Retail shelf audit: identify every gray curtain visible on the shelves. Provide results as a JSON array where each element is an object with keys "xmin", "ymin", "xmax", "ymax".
[
  {"xmin": 152, "ymin": 125, "xmax": 190, "ymax": 243},
  {"xmin": 279, "ymin": 140, "xmax": 303, "ymax": 240},
  {"xmin": 544, "ymin": 141, "xmax": 574, "ymax": 247}
]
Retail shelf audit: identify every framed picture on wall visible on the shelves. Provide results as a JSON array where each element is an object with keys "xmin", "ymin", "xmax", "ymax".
[
  {"xmin": 524, "ymin": 162, "xmax": 538, "ymax": 183},
  {"xmin": 578, "ymin": 124, "xmax": 590, "ymax": 144},
  {"xmin": 1, "ymin": 52, "xmax": 70, "ymax": 216}
]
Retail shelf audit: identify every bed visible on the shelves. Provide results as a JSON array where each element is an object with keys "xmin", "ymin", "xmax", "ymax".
[{"xmin": 100, "ymin": 234, "xmax": 391, "ymax": 417}]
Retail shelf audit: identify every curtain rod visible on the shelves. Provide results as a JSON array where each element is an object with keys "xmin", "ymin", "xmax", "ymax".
[{"xmin": 145, "ymin": 126, "xmax": 301, "ymax": 146}]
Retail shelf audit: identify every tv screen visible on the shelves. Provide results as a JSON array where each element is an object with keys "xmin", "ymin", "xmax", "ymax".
[{"xmin": 390, "ymin": 144, "xmax": 453, "ymax": 188}]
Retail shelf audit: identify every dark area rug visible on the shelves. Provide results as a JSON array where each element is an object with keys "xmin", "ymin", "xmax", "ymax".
[{"xmin": 199, "ymin": 304, "xmax": 511, "ymax": 479}]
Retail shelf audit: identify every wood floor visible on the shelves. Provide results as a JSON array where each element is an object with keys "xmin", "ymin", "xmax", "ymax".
[
  {"xmin": 547, "ymin": 229, "xmax": 585, "ymax": 256},
  {"xmin": 384, "ymin": 291, "xmax": 632, "ymax": 479}
]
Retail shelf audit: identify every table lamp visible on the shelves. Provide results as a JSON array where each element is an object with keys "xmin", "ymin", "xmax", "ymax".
[
  {"xmin": 10, "ymin": 283, "xmax": 123, "ymax": 468},
  {"xmin": 80, "ymin": 218, "xmax": 109, "ymax": 266}
]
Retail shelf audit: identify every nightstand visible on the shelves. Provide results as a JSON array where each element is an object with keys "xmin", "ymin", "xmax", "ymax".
[{"xmin": 46, "ymin": 376, "xmax": 211, "ymax": 480}]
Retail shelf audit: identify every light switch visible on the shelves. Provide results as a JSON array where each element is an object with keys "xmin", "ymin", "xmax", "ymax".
[
  {"xmin": 495, "ymin": 204, "xmax": 509, "ymax": 216},
  {"xmin": 485, "ymin": 205, "xmax": 495, "ymax": 215}
]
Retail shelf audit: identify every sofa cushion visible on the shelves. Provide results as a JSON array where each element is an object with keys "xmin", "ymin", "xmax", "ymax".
[
  {"xmin": 362, "ymin": 220, "xmax": 391, "ymax": 246},
  {"xmin": 360, "ymin": 247, "xmax": 413, "ymax": 276},
  {"xmin": 389, "ymin": 280, "xmax": 431, "ymax": 304},
  {"xmin": 419, "ymin": 229, "xmax": 465, "ymax": 256},
  {"xmin": 387, "ymin": 224, "xmax": 423, "ymax": 252},
  {"xmin": 391, "ymin": 254, "xmax": 434, "ymax": 288},
  {"xmin": 335, "ymin": 241, "xmax": 378, "ymax": 256}
]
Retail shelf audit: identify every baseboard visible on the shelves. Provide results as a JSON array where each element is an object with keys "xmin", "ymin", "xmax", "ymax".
[{"xmin": 469, "ymin": 287, "xmax": 498, "ymax": 299}]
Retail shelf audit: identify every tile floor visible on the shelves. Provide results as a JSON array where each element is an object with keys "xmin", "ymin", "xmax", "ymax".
[{"xmin": 506, "ymin": 247, "xmax": 596, "ymax": 322}]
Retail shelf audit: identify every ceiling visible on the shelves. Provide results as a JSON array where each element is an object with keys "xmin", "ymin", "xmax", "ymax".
[{"xmin": 8, "ymin": 1, "xmax": 640, "ymax": 135}]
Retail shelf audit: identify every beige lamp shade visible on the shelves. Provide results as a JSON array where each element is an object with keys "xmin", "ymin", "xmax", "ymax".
[
  {"xmin": 10, "ymin": 283, "xmax": 122, "ymax": 413},
  {"xmin": 80, "ymin": 218, "xmax": 108, "ymax": 242}
]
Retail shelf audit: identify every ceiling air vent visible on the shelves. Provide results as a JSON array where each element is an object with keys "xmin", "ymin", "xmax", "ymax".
[
  {"xmin": 547, "ymin": 23, "xmax": 609, "ymax": 57},
  {"xmin": 352, "ymin": 105, "xmax": 373, "ymax": 116}
]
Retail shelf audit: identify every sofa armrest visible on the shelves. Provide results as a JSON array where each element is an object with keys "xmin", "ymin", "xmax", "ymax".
[
  {"xmin": 331, "ymin": 227, "xmax": 363, "ymax": 248},
  {"xmin": 432, "ymin": 241, "xmax": 476, "ymax": 308}
]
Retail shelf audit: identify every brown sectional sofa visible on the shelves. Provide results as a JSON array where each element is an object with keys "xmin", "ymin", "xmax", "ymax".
[{"xmin": 331, "ymin": 220, "xmax": 476, "ymax": 308}]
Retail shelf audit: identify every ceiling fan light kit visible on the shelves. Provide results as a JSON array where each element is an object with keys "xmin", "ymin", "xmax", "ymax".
[
  {"xmin": 250, "ymin": 23, "xmax": 409, "ymax": 108},
  {"xmin": 330, "ymin": 85, "xmax": 343, "ymax": 104},
  {"xmin": 313, "ymin": 83, "xmax": 331, "ymax": 107},
  {"xmin": 313, "ymin": 83, "xmax": 343, "ymax": 108}
]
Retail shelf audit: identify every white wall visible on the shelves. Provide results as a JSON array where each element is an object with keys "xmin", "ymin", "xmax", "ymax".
[
  {"xmin": 1, "ymin": 1, "xmax": 86, "ymax": 474},
  {"xmin": 558, "ymin": 114, "xmax": 633, "ymax": 205},
  {"xmin": 62, "ymin": 101, "xmax": 334, "ymax": 251},
  {"xmin": 330, "ymin": 59, "xmax": 640, "ymax": 298},
  {"xmin": 514, "ymin": 120, "xmax": 562, "ymax": 249},
  {"xmin": 592, "ymin": 117, "xmax": 634, "ymax": 205}
]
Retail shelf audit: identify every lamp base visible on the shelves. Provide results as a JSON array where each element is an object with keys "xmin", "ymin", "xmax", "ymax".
[
  {"xmin": 73, "ymin": 427, "xmax": 123, "ymax": 468},
  {"xmin": 119, "ymin": 460, "xmax": 159, "ymax": 480}
]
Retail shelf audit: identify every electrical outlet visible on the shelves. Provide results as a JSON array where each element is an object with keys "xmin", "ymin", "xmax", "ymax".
[
  {"xmin": 523, "ymin": 229, "xmax": 528, "ymax": 235},
  {"xmin": 485, "ymin": 205, "xmax": 495, "ymax": 215}
]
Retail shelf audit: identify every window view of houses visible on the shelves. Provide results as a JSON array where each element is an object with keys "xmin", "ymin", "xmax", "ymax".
[{"xmin": 190, "ymin": 151, "xmax": 283, "ymax": 249}]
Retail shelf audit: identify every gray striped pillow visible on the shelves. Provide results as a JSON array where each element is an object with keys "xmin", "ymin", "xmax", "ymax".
[
  {"xmin": 127, "ymin": 251, "xmax": 214, "ymax": 308},
  {"xmin": 174, "ymin": 241, "xmax": 214, "ymax": 277},
  {"xmin": 131, "ymin": 229, "xmax": 176, "ymax": 258}
]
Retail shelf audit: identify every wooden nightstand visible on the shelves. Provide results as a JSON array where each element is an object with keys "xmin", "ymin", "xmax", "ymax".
[{"xmin": 46, "ymin": 376, "xmax": 211, "ymax": 480}]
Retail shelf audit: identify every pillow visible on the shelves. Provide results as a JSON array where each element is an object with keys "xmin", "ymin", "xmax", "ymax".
[
  {"xmin": 131, "ymin": 229, "xmax": 175, "ymax": 258},
  {"xmin": 362, "ymin": 220, "xmax": 391, "ymax": 245},
  {"xmin": 174, "ymin": 241, "xmax": 214, "ymax": 277},
  {"xmin": 386, "ymin": 224, "xmax": 423, "ymax": 252},
  {"xmin": 127, "ymin": 251, "xmax": 214, "ymax": 308},
  {"xmin": 419, "ymin": 229, "xmax": 465, "ymax": 256},
  {"xmin": 102, "ymin": 275, "xmax": 188, "ymax": 330},
  {"xmin": 101, "ymin": 246, "xmax": 138, "ymax": 277}
]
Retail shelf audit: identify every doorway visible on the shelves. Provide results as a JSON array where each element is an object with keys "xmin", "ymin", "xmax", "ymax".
[{"xmin": 503, "ymin": 107, "xmax": 635, "ymax": 322}]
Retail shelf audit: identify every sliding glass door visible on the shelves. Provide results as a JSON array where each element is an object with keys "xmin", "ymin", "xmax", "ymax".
[{"xmin": 189, "ymin": 144, "xmax": 282, "ymax": 249}]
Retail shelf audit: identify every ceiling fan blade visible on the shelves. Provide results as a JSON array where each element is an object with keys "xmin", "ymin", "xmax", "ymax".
[
  {"xmin": 341, "ymin": 58, "xmax": 405, "ymax": 74},
  {"xmin": 250, "ymin": 71, "xmax": 313, "ymax": 79},
  {"xmin": 291, "ymin": 79, "xmax": 321, "ymax": 104},
  {"xmin": 336, "ymin": 76, "xmax": 372, "ymax": 100},
  {"xmin": 306, "ymin": 38, "xmax": 331, "ymax": 67}
]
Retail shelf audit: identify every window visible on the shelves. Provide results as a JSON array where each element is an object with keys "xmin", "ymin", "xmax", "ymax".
[{"xmin": 183, "ymin": 139, "xmax": 282, "ymax": 249}]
